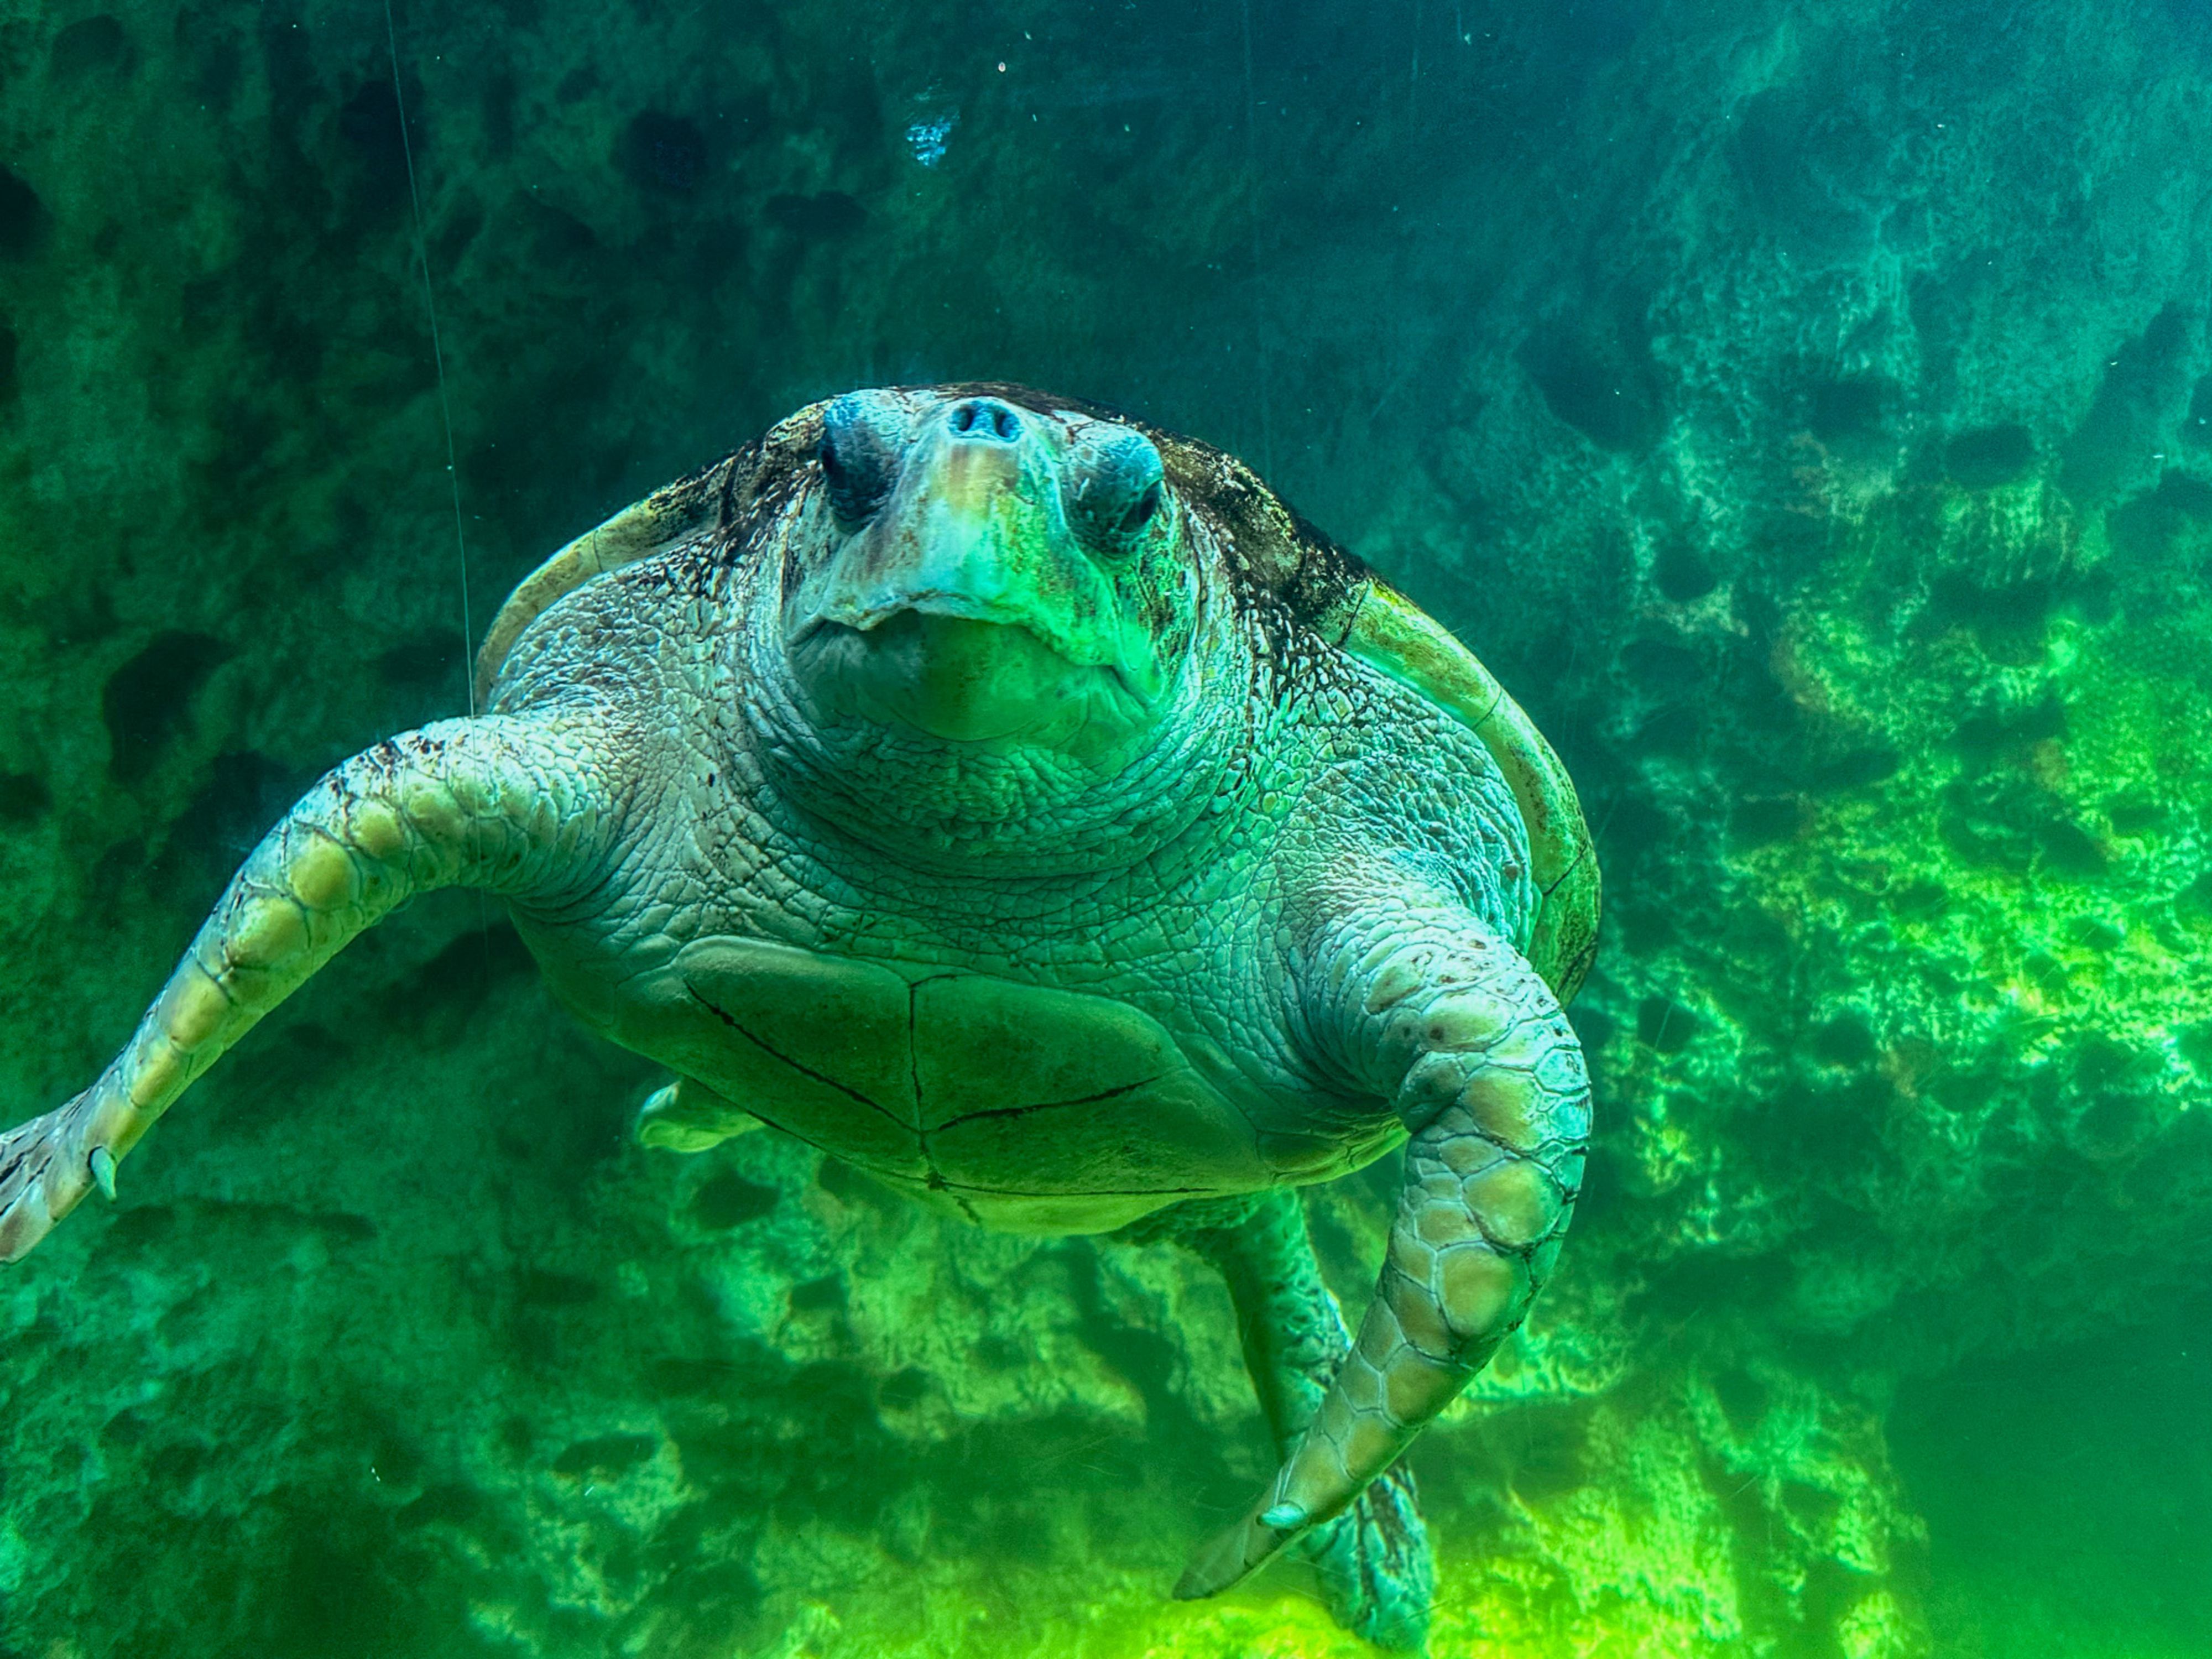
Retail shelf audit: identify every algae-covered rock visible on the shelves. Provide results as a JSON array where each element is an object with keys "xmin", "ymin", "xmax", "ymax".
[{"xmin": 3, "ymin": 0, "xmax": 2212, "ymax": 1654}]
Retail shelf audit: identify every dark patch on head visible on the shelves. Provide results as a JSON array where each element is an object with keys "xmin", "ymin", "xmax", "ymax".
[
  {"xmin": 765, "ymin": 191, "xmax": 865, "ymax": 237},
  {"xmin": 0, "ymin": 169, "xmax": 49, "ymax": 259},
  {"xmin": 1945, "ymin": 424, "xmax": 2036, "ymax": 488},
  {"xmin": 50, "ymin": 14, "xmax": 129, "ymax": 76},
  {"xmin": 103, "ymin": 632, "xmax": 229, "ymax": 783},
  {"xmin": 618, "ymin": 112, "xmax": 708, "ymax": 194},
  {"xmin": 1182, "ymin": 454, "xmax": 1371, "ymax": 640}
]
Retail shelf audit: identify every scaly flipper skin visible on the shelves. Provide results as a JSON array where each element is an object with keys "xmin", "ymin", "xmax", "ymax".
[
  {"xmin": 0, "ymin": 716, "xmax": 613, "ymax": 1262},
  {"xmin": 634, "ymin": 1076, "xmax": 768, "ymax": 1152},
  {"xmin": 1176, "ymin": 905, "xmax": 1589, "ymax": 1604},
  {"xmin": 1153, "ymin": 1191, "xmax": 1435, "ymax": 1650}
]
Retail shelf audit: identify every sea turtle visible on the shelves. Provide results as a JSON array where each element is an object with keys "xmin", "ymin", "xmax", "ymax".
[{"xmin": 0, "ymin": 384, "xmax": 1596, "ymax": 1648}]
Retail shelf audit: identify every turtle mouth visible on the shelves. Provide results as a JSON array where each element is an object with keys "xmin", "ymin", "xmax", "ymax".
[{"xmin": 789, "ymin": 608, "xmax": 1148, "ymax": 747}]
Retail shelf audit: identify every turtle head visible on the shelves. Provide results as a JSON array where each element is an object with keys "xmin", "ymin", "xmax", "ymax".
[{"xmin": 781, "ymin": 387, "xmax": 1199, "ymax": 771}]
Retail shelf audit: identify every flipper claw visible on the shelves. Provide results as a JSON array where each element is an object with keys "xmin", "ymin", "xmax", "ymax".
[
  {"xmin": 89, "ymin": 1146, "xmax": 117, "ymax": 1201},
  {"xmin": 1173, "ymin": 1512, "xmax": 1282, "ymax": 1601}
]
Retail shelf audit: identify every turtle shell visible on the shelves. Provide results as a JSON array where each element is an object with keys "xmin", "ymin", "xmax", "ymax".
[
  {"xmin": 473, "ymin": 458, "xmax": 736, "ymax": 707},
  {"xmin": 474, "ymin": 385, "xmax": 1598, "ymax": 1000},
  {"xmin": 1337, "ymin": 583, "xmax": 1600, "ymax": 1003}
]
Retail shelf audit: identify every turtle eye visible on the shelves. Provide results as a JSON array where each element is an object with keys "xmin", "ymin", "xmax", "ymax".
[
  {"xmin": 1118, "ymin": 481, "xmax": 1163, "ymax": 535},
  {"xmin": 1068, "ymin": 427, "xmax": 1167, "ymax": 560},
  {"xmin": 818, "ymin": 393, "xmax": 906, "ymax": 526}
]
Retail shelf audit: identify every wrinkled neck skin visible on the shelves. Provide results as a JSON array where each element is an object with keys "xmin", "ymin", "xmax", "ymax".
[{"xmin": 737, "ymin": 530, "xmax": 1252, "ymax": 879}]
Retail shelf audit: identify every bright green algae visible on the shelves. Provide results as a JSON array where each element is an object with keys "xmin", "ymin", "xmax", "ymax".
[{"xmin": 4, "ymin": 0, "xmax": 2212, "ymax": 1654}]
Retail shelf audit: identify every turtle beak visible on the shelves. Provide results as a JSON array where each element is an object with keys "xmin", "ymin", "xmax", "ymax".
[
  {"xmin": 786, "ymin": 396, "xmax": 1160, "ymax": 750},
  {"xmin": 806, "ymin": 396, "xmax": 1095, "ymax": 648}
]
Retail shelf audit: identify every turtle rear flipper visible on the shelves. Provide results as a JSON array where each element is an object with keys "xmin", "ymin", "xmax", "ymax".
[
  {"xmin": 634, "ymin": 1077, "xmax": 766, "ymax": 1153},
  {"xmin": 1141, "ymin": 1191, "xmax": 1436, "ymax": 1649},
  {"xmin": 1295, "ymin": 1465, "xmax": 1433, "ymax": 1652}
]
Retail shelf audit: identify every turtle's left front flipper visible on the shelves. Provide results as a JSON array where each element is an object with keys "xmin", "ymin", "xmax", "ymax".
[
  {"xmin": 0, "ymin": 713, "xmax": 619, "ymax": 1262},
  {"xmin": 1177, "ymin": 902, "xmax": 1590, "ymax": 1603}
]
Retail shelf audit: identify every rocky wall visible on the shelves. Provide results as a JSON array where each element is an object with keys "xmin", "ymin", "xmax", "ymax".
[{"xmin": 2, "ymin": 1, "xmax": 2210, "ymax": 1654}]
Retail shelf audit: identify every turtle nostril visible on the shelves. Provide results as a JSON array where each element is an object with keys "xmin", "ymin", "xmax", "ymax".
[{"xmin": 948, "ymin": 399, "xmax": 1023, "ymax": 443}]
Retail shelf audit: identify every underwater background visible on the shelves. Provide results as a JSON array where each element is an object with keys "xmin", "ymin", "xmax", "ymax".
[{"xmin": 2, "ymin": 0, "xmax": 2210, "ymax": 1653}]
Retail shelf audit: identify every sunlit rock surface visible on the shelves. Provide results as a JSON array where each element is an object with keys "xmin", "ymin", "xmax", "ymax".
[{"xmin": 3, "ymin": 0, "xmax": 2211, "ymax": 1653}]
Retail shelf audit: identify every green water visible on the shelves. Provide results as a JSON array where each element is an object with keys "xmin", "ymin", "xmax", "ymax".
[{"xmin": 3, "ymin": 1, "xmax": 2210, "ymax": 1653}]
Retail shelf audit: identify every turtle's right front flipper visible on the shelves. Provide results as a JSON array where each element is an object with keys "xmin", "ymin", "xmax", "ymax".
[{"xmin": 0, "ymin": 713, "xmax": 620, "ymax": 1263}]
